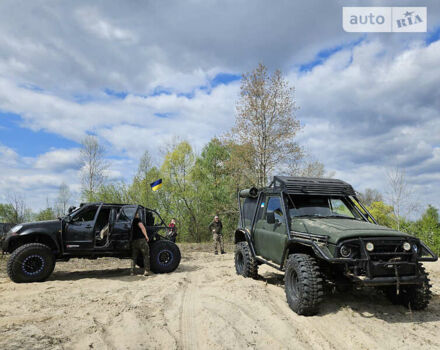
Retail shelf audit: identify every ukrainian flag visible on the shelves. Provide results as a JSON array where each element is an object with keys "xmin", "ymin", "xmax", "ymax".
[{"xmin": 150, "ymin": 179, "xmax": 163, "ymax": 191}]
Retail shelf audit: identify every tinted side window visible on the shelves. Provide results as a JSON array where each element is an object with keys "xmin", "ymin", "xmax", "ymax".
[
  {"xmin": 254, "ymin": 195, "xmax": 266, "ymax": 229},
  {"xmin": 145, "ymin": 210, "xmax": 163, "ymax": 226},
  {"xmin": 330, "ymin": 199, "xmax": 355, "ymax": 218},
  {"xmin": 118, "ymin": 207, "xmax": 137, "ymax": 222},
  {"xmin": 72, "ymin": 207, "xmax": 98, "ymax": 222},
  {"xmin": 266, "ymin": 197, "xmax": 283, "ymax": 222},
  {"xmin": 242, "ymin": 197, "xmax": 257, "ymax": 227}
]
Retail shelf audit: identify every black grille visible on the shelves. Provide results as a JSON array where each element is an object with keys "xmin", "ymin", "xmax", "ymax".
[
  {"xmin": 363, "ymin": 239, "xmax": 413, "ymax": 262},
  {"xmin": 338, "ymin": 237, "xmax": 416, "ymax": 262},
  {"xmin": 368, "ymin": 241, "xmax": 413, "ymax": 262}
]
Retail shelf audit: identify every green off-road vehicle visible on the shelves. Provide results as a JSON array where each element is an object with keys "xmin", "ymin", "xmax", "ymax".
[{"xmin": 234, "ymin": 176, "xmax": 437, "ymax": 316}]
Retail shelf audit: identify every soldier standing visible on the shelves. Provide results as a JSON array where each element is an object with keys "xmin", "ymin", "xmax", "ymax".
[
  {"xmin": 209, "ymin": 215, "xmax": 225, "ymax": 255},
  {"xmin": 131, "ymin": 212, "xmax": 151, "ymax": 276}
]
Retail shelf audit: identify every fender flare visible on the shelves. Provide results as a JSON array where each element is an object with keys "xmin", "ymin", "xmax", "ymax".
[
  {"xmin": 234, "ymin": 228, "xmax": 257, "ymax": 257},
  {"xmin": 8, "ymin": 230, "xmax": 60, "ymax": 253}
]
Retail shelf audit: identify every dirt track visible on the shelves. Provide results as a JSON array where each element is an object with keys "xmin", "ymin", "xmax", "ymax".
[{"xmin": 1, "ymin": 244, "xmax": 440, "ymax": 350}]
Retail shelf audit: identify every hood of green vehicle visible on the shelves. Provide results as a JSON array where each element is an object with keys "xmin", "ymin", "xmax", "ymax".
[{"xmin": 291, "ymin": 218, "xmax": 410, "ymax": 244}]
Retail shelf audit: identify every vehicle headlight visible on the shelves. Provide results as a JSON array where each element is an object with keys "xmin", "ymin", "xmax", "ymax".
[
  {"xmin": 365, "ymin": 242, "xmax": 374, "ymax": 252},
  {"xmin": 11, "ymin": 225, "xmax": 22, "ymax": 233},
  {"xmin": 403, "ymin": 242, "xmax": 411, "ymax": 251},
  {"xmin": 340, "ymin": 245, "xmax": 352, "ymax": 258}
]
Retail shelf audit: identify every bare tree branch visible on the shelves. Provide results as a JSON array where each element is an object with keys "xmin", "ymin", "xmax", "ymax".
[
  {"xmin": 80, "ymin": 135, "xmax": 109, "ymax": 200},
  {"xmin": 231, "ymin": 63, "xmax": 302, "ymax": 187}
]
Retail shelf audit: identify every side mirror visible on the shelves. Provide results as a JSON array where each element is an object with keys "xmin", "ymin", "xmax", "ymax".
[
  {"xmin": 267, "ymin": 211, "xmax": 275, "ymax": 224},
  {"xmin": 68, "ymin": 206, "xmax": 76, "ymax": 214}
]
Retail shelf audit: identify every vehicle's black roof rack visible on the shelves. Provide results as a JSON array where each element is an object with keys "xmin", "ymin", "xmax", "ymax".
[
  {"xmin": 272, "ymin": 176, "xmax": 356, "ymax": 196},
  {"xmin": 79, "ymin": 202, "xmax": 140, "ymax": 207}
]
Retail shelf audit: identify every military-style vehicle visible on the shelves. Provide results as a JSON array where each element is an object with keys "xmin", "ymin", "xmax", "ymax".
[
  {"xmin": 234, "ymin": 176, "xmax": 437, "ymax": 316},
  {"xmin": 2, "ymin": 203, "xmax": 181, "ymax": 283}
]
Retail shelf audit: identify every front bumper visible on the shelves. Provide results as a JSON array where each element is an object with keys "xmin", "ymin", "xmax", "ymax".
[
  {"xmin": 347, "ymin": 274, "xmax": 425, "ymax": 286},
  {"xmin": 345, "ymin": 260, "xmax": 423, "ymax": 286},
  {"xmin": 290, "ymin": 234, "xmax": 437, "ymax": 286}
]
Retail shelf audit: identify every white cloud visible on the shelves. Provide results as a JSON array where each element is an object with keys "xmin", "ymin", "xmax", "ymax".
[
  {"xmin": 0, "ymin": 145, "xmax": 137, "ymax": 211},
  {"xmin": 75, "ymin": 6, "xmax": 137, "ymax": 43},
  {"xmin": 34, "ymin": 148, "xmax": 81, "ymax": 171},
  {"xmin": 0, "ymin": 144, "xmax": 19, "ymax": 166}
]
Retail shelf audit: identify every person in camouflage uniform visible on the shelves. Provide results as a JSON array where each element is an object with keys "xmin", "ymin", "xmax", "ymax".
[
  {"xmin": 131, "ymin": 212, "xmax": 151, "ymax": 276},
  {"xmin": 209, "ymin": 215, "xmax": 225, "ymax": 255}
]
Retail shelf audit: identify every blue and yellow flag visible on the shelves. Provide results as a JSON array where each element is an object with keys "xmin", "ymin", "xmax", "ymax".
[{"xmin": 150, "ymin": 179, "xmax": 163, "ymax": 191}]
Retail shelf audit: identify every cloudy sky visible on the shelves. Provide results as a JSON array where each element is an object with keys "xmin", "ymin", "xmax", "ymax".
[{"xmin": 0, "ymin": 0, "xmax": 439, "ymax": 214}]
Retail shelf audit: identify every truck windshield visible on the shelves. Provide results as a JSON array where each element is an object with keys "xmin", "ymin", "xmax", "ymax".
[{"xmin": 288, "ymin": 195, "xmax": 361, "ymax": 219}]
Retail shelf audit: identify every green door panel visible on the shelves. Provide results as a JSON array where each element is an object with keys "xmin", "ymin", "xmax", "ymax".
[
  {"xmin": 253, "ymin": 196, "xmax": 288, "ymax": 264},
  {"xmin": 256, "ymin": 227, "xmax": 287, "ymax": 264}
]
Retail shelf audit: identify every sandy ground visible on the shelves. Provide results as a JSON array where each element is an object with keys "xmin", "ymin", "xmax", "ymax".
[{"xmin": 1, "ymin": 244, "xmax": 440, "ymax": 350}]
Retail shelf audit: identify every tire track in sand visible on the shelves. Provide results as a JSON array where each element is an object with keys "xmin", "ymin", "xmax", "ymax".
[{"xmin": 179, "ymin": 273, "xmax": 199, "ymax": 350}]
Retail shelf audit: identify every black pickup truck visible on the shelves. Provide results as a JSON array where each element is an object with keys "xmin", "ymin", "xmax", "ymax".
[{"xmin": 2, "ymin": 203, "xmax": 181, "ymax": 283}]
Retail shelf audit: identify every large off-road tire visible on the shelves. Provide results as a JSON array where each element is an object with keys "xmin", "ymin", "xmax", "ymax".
[
  {"xmin": 234, "ymin": 241, "xmax": 258, "ymax": 279},
  {"xmin": 382, "ymin": 265, "xmax": 432, "ymax": 310},
  {"xmin": 7, "ymin": 243, "xmax": 55, "ymax": 283},
  {"xmin": 284, "ymin": 254, "xmax": 324, "ymax": 316},
  {"xmin": 401, "ymin": 265, "xmax": 432, "ymax": 310},
  {"xmin": 150, "ymin": 240, "xmax": 181, "ymax": 274}
]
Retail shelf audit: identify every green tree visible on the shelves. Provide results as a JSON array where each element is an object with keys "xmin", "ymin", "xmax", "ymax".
[
  {"xmin": 367, "ymin": 201, "xmax": 396, "ymax": 228},
  {"xmin": 0, "ymin": 194, "xmax": 31, "ymax": 224},
  {"xmin": 414, "ymin": 205, "xmax": 440, "ymax": 254},
  {"xmin": 0, "ymin": 203, "xmax": 16, "ymax": 223},
  {"xmin": 91, "ymin": 183, "xmax": 130, "ymax": 203},
  {"xmin": 192, "ymin": 138, "xmax": 237, "ymax": 241},
  {"xmin": 127, "ymin": 152, "xmax": 161, "ymax": 211},
  {"xmin": 359, "ymin": 188, "xmax": 383, "ymax": 207},
  {"xmin": 161, "ymin": 141, "xmax": 201, "ymax": 242},
  {"xmin": 35, "ymin": 207, "xmax": 56, "ymax": 221},
  {"xmin": 223, "ymin": 140, "xmax": 258, "ymax": 188}
]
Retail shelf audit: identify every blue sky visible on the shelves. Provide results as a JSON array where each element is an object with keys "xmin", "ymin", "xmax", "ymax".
[
  {"xmin": 0, "ymin": 0, "xmax": 440, "ymax": 215},
  {"xmin": 0, "ymin": 113, "xmax": 79, "ymax": 157}
]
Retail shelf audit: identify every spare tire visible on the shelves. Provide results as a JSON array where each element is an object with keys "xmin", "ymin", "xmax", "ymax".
[{"xmin": 150, "ymin": 240, "xmax": 181, "ymax": 273}]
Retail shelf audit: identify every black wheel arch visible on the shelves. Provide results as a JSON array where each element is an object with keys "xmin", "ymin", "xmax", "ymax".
[
  {"xmin": 234, "ymin": 229, "xmax": 247, "ymax": 244},
  {"xmin": 234, "ymin": 228, "xmax": 258, "ymax": 257},
  {"xmin": 7, "ymin": 233, "xmax": 60, "ymax": 255},
  {"xmin": 285, "ymin": 242, "xmax": 317, "ymax": 257}
]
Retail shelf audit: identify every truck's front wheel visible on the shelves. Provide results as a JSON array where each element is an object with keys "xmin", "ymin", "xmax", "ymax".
[
  {"xmin": 285, "ymin": 254, "xmax": 323, "ymax": 316},
  {"xmin": 7, "ymin": 243, "xmax": 55, "ymax": 283},
  {"xmin": 382, "ymin": 265, "xmax": 432, "ymax": 310},
  {"xmin": 402, "ymin": 265, "xmax": 432, "ymax": 310},
  {"xmin": 234, "ymin": 241, "xmax": 258, "ymax": 279}
]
